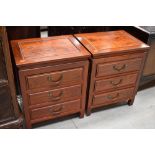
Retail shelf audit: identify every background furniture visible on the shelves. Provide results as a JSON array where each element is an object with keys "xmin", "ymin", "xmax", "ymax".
[
  {"xmin": 11, "ymin": 35, "xmax": 90, "ymax": 128},
  {"xmin": 75, "ymin": 30, "xmax": 149, "ymax": 115},
  {"xmin": 6, "ymin": 26, "xmax": 40, "ymax": 40},
  {"xmin": 48, "ymin": 26, "xmax": 109, "ymax": 36},
  {"xmin": 138, "ymin": 27, "xmax": 155, "ymax": 77},
  {"xmin": 0, "ymin": 27, "xmax": 23, "ymax": 128}
]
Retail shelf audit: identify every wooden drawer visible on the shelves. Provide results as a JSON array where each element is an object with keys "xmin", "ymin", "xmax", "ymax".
[
  {"xmin": 95, "ymin": 73, "xmax": 138, "ymax": 93},
  {"xmin": 96, "ymin": 57, "xmax": 142, "ymax": 77},
  {"xmin": 27, "ymin": 68, "xmax": 83, "ymax": 90},
  {"xmin": 28, "ymin": 85, "xmax": 82, "ymax": 106},
  {"xmin": 30, "ymin": 99, "xmax": 81, "ymax": 121},
  {"xmin": 93, "ymin": 88, "xmax": 134, "ymax": 106}
]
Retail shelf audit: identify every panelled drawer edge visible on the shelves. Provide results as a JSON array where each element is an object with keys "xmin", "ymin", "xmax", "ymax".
[
  {"xmin": 28, "ymin": 85, "xmax": 82, "ymax": 106},
  {"xmin": 93, "ymin": 87, "xmax": 134, "ymax": 106},
  {"xmin": 94, "ymin": 73, "xmax": 138, "ymax": 93},
  {"xmin": 96, "ymin": 57, "xmax": 142, "ymax": 77},
  {"xmin": 29, "ymin": 99, "xmax": 81, "ymax": 121},
  {"xmin": 26, "ymin": 68, "xmax": 83, "ymax": 90}
]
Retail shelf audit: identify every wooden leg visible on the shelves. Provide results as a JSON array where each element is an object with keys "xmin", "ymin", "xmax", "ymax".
[
  {"xmin": 25, "ymin": 120, "xmax": 32, "ymax": 129},
  {"xmin": 128, "ymin": 98, "xmax": 134, "ymax": 106},
  {"xmin": 80, "ymin": 110, "xmax": 85, "ymax": 118},
  {"xmin": 86, "ymin": 108, "xmax": 92, "ymax": 116}
]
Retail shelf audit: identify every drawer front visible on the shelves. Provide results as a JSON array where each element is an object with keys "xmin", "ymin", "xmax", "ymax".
[
  {"xmin": 95, "ymin": 73, "xmax": 138, "ymax": 92},
  {"xmin": 96, "ymin": 58, "xmax": 142, "ymax": 77},
  {"xmin": 93, "ymin": 88, "xmax": 134, "ymax": 106},
  {"xmin": 28, "ymin": 85, "xmax": 81, "ymax": 106},
  {"xmin": 27, "ymin": 68, "xmax": 83, "ymax": 89},
  {"xmin": 30, "ymin": 99, "xmax": 81, "ymax": 121}
]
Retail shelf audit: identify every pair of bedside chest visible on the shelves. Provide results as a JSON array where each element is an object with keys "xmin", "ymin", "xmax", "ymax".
[{"xmin": 11, "ymin": 30, "xmax": 149, "ymax": 128}]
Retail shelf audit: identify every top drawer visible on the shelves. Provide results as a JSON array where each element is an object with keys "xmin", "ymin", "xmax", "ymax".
[
  {"xmin": 26, "ymin": 68, "xmax": 83, "ymax": 90},
  {"xmin": 96, "ymin": 57, "xmax": 142, "ymax": 77}
]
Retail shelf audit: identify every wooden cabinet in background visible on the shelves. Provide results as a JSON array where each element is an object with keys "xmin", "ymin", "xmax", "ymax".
[
  {"xmin": 75, "ymin": 30, "xmax": 149, "ymax": 115},
  {"xmin": 0, "ymin": 27, "xmax": 23, "ymax": 128},
  {"xmin": 48, "ymin": 26, "xmax": 108, "ymax": 36},
  {"xmin": 6, "ymin": 26, "xmax": 40, "ymax": 40},
  {"xmin": 11, "ymin": 35, "xmax": 90, "ymax": 128}
]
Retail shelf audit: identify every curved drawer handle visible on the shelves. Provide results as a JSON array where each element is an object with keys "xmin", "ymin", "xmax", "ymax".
[
  {"xmin": 113, "ymin": 64, "xmax": 127, "ymax": 71},
  {"xmin": 48, "ymin": 105, "xmax": 64, "ymax": 115},
  {"xmin": 110, "ymin": 79, "xmax": 123, "ymax": 86},
  {"xmin": 48, "ymin": 91, "xmax": 63, "ymax": 101},
  {"xmin": 107, "ymin": 93, "xmax": 119, "ymax": 100},
  {"xmin": 47, "ymin": 74, "xmax": 63, "ymax": 86}
]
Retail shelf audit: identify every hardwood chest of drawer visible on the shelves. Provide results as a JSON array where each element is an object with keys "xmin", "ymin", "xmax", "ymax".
[
  {"xmin": 75, "ymin": 30, "xmax": 149, "ymax": 115},
  {"xmin": 11, "ymin": 35, "xmax": 90, "ymax": 128}
]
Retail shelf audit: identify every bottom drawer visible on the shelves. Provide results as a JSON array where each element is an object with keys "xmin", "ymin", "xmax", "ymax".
[
  {"xmin": 30, "ymin": 99, "xmax": 81, "ymax": 122},
  {"xmin": 93, "ymin": 88, "xmax": 134, "ymax": 106}
]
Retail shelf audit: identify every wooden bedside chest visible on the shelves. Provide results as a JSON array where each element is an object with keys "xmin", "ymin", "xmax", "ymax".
[
  {"xmin": 75, "ymin": 30, "xmax": 149, "ymax": 115},
  {"xmin": 11, "ymin": 35, "xmax": 90, "ymax": 128}
]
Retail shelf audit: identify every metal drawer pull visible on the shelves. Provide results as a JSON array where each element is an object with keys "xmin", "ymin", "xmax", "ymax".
[
  {"xmin": 110, "ymin": 79, "xmax": 122, "ymax": 86},
  {"xmin": 47, "ymin": 74, "xmax": 63, "ymax": 86},
  {"xmin": 113, "ymin": 64, "xmax": 126, "ymax": 71},
  {"xmin": 107, "ymin": 93, "xmax": 119, "ymax": 99},
  {"xmin": 48, "ymin": 91, "xmax": 63, "ymax": 101},
  {"xmin": 49, "ymin": 105, "xmax": 64, "ymax": 115}
]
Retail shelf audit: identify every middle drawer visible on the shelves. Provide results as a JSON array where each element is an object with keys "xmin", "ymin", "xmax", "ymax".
[
  {"xmin": 28, "ymin": 85, "xmax": 82, "ymax": 106},
  {"xmin": 94, "ymin": 73, "xmax": 138, "ymax": 93}
]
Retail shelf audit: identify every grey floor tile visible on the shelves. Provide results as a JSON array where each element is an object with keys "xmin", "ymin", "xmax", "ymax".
[{"xmin": 72, "ymin": 105, "xmax": 135, "ymax": 129}]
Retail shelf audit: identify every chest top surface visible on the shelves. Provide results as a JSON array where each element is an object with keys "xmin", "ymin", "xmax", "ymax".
[
  {"xmin": 75, "ymin": 30, "xmax": 149, "ymax": 57},
  {"xmin": 11, "ymin": 35, "xmax": 90, "ymax": 67}
]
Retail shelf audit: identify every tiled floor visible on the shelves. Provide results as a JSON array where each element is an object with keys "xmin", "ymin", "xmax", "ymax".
[{"xmin": 36, "ymin": 86, "xmax": 155, "ymax": 129}]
